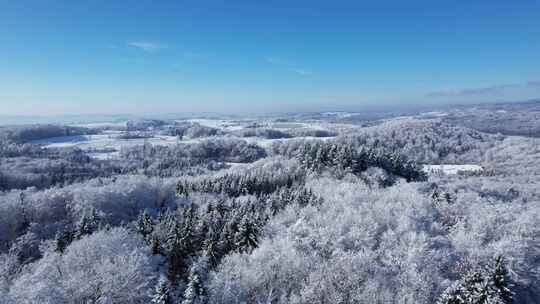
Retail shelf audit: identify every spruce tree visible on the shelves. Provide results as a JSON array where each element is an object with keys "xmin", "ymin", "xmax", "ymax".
[
  {"xmin": 234, "ymin": 216, "xmax": 259, "ymax": 253},
  {"xmin": 150, "ymin": 236, "xmax": 162, "ymax": 255},
  {"xmin": 437, "ymin": 271, "xmax": 485, "ymax": 304},
  {"xmin": 136, "ymin": 210, "xmax": 154, "ymax": 241},
  {"xmin": 75, "ymin": 208, "xmax": 100, "ymax": 239},
  {"xmin": 182, "ymin": 260, "xmax": 208, "ymax": 304},
  {"xmin": 490, "ymin": 256, "xmax": 513, "ymax": 304},
  {"xmin": 151, "ymin": 276, "xmax": 173, "ymax": 304},
  {"xmin": 437, "ymin": 257, "xmax": 514, "ymax": 304},
  {"xmin": 180, "ymin": 206, "xmax": 197, "ymax": 256},
  {"xmin": 166, "ymin": 218, "xmax": 190, "ymax": 282},
  {"xmin": 54, "ymin": 229, "xmax": 74, "ymax": 254}
]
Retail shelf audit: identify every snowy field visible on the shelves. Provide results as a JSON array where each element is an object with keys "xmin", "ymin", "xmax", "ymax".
[
  {"xmin": 27, "ymin": 118, "xmax": 337, "ymax": 159},
  {"xmin": 72, "ymin": 121, "xmax": 128, "ymax": 129},
  {"xmin": 423, "ymin": 164, "xmax": 483, "ymax": 175},
  {"xmin": 183, "ymin": 119, "xmax": 248, "ymax": 131},
  {"xmin": 245, "ymin": 135, "xmax": 335, "ymax": 148},
  {"xmin": 30, "ymin": 132, "xmax": 180, "ymax": 159}
]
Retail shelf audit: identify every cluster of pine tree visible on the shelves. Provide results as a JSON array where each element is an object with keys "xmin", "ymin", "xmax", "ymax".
[
  {"xmin": 54, "ymin": 207, "xmax": 102, "ymax": 254},
  {"xmin": 138, "ymin": 185, "xmax": 322, "ymax": 303},
  {"xmin": 437, "ymin": 256, "xmax": 513, "ymax": 304},
  {"xmin": 177, "ymin": 167, "xmax": 304, "ymax": 198},
  {"xmin": 296, "ymin": 141, "xmax": 427, "ymax": 182}
]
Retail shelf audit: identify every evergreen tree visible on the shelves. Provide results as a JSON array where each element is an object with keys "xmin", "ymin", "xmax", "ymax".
[
  {"xmin": 150, "ymin": 235, "xmax": 162, "ymax": 255},
  {"xmin": 54, "ymin": 229, "xmax": 74, "ymax": 254},
  {"xmin": 151, "ymin": 276, "xmax": 173, "ymax": 304},
  {"xmin": 218, "ymin": 218, "xmax": 236, "ymax": 256},
  {"xmin": 437, "ymin": 257, "xmax": 514, "ymax": 304},
  {"xmin": 182, "ymin": 259, "xmax": 208, "ymax": 304},
  {"xmin": 437, "ymin": 271, "xmax": 485, "ymax": 304},
  {"xmin": 75, "ymin": 208, "xmax": 100, "ymax": 239},
  {"xmin": 490, "ymin": 256, "xmax": 513, "ymax": 304},
  {"xmin": 177, "ymin": 182, "xmax": 189, "ymax": 198},
  {"xmin": 166, "ymin": 220, "xmax": 188, "ymax": 282},
  {"xmin": 180, "ymin": 206, "xmax": 197, "ymax": 256},
  {"xmin": 203, "ymin": 225, "xmax": 222, "ymax": 267},
  {"xmin": 136, "ymin": 210, "xmax": 154, "ymax": 241},
  {"xmin": 165, "ymin": 206, "xmax": 200, "ymax": 282},
  {"xmin": 234, "ymin": 215, "xmax": 259, "ymax": 253}
]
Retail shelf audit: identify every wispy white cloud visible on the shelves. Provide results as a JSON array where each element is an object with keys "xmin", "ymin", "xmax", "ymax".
[
  {"xmin": 427, "ymin": 81, "xmax": 537, "ymax": 98},
  {"xmin": 127, "ymin": 41, "xmax": 167, "ymax": 52},
  {"xmin": 288, "ymin": 68, "xmax": 312, "ymax": 76},
  {"xmin": 265, "ymin": 56, "xmax": 311, "ymax": 76}
]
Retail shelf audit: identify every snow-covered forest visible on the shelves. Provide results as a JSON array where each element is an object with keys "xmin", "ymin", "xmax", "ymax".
[{"xmin": 1, "ymin": 101, "xmax": 539, "ymax": 303}]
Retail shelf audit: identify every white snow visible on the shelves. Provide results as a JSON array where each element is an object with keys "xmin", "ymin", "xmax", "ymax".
[
  {"xmin": 181, "ymin": 119, "xmax": 250, "ymax": 131},
  {"xmin": 321, "ymin": 112, "xmax": 358, "ymax": 118},
  {"xmin": 246, "ymin": 136, "xmax": 335, "ymax": 148},
  {"xmin": 72, "ymin": 121, "xmax": 128, "ymax": 128},
  {"xmin": 420, "ymin": 111, "xmax": 448, "ymax": 117},
  {"xmin": 31, "ymin": 134, "xmax": 181, "ymax": 159},
  {"xmin": 423, "ymin": 164, "xmax": 483, "ymax": 175}
]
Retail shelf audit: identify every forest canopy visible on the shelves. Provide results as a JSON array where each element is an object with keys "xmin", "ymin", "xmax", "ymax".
[{"xmin": 1, "ymin": 105, "xmax": 539, "ymax": 303}]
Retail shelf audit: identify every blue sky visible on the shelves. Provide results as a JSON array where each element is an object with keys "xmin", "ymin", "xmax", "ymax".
[{"xmin": 1, "ymin": 0, "xmax": 539, "ymax": 115}]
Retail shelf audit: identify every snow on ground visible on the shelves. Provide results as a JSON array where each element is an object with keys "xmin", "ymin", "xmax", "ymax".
[
  {"xmin": 420, "ymin": 111, "xmax": 448, "ymax": 117},
  {"xmin": 423, "ymin": 164, "xmax": 483, "ymax": 175},
  {"xmin": 321, "ymin": 111, "xmax": 360, "ymax": 118},
  {"xmin": 384, "ymin": 115, "xmax": 415, "ymax": 122},
  {"xmin": 72, "ymin": 121, "xmax": 128, "ymax": 129},
  {"xmin": 246, "ymin": 136, "xmax": 335, "ymax": 148},
  {"xmin": 184, "ymin": 119, "xmax": 248, "ymax": 131},
  {"xmin": 185, "ymin": 119, "xmax": 226, "ymax": 129},
  {"xmin": 269, "ymin": 121, "xmax": 331, "ymax": 131},
  {"xmin": 225, "ymin": 162, "xmax": 249, "ymax": 168},
  {"xmin": 30, "ymin": 117, "xmax": 342, "ymax": 159},
  {"xmin": 184, "ymin": 118, "xmax": 335, "ymax": 133},
  {"xmin": 31, "ymin": 133, "xmax": 181, "ymax": 159},
  {"xmin": 87, "ymin": 151, "xmax": 121, "ymax": 160}
]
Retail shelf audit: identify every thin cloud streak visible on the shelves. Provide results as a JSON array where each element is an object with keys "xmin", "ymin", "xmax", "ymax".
[
  {"xmin": 288, "ymin": 68, "xmax": 312, "ymax": 76},
  {"xmin": 427, "ymin": 81, "xmax": 537, "ymax": 98},
  {"xmin": 127, "ymin": 41, "xmax": 167, "ymax": 52},
  {"xmin": 265, "ymin": 56, "xmax": 311, "ymax": 76}
]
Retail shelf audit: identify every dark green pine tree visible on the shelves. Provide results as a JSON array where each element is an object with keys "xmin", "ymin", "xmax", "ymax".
[
  {"xmin": 150, "ymin": 235, "xmax": 162, "ymax": 255},
  {"xmin": 437, "ymin": 271, "xmax": 485, "ymax": 304},
  {"xmin": 266, "ymin": 193, "xmax": 281, "ymax": 217},
  {"xmin": 314, "ymin": 144, "xmax": 326, "ymax": 172},
  {"xmin": 136, "ymin": 210, "xmax": 154, "ymax": 241},
  {"xmin": 490, "ymin": 256, "xmax": 513, "ymax": 304},
  {"xmin": 180, "ymin": 206, "xmax": 197, "ymax": 255},
  {"xmin": 437, "ymin": 257, "xmax": 514, "ymax": 304},
  {"xmin": 182, "ymin": 262, "xmax": 208, "ymax": 304},
  {"xmin": 166, "ymin": 220, "xmax": 186, "ymax": 282},
  {"xmin": 54, "ymin": 229, "xmax": 74, "ymax": 254},
  {"xmin": 177, "ymin": 182, "xmax": 190, "ymax": 198},
  {"xmin": 203, "ymin": 225, "xmax": 222, "ymax": 267},
  {"xmin": 75, "ymin": 208, "xmax": 100, "ymax": 239},
  {"xmin": 234, "ymin": 216, "xmax": 259, "ymax": 253},
  {"xmin": 218, "ymin": 218, "xmax": 236, "ymax": 256},
  {"xmin": 151, "ymin": 276, "xmax": 173, "ymax": 304}
]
